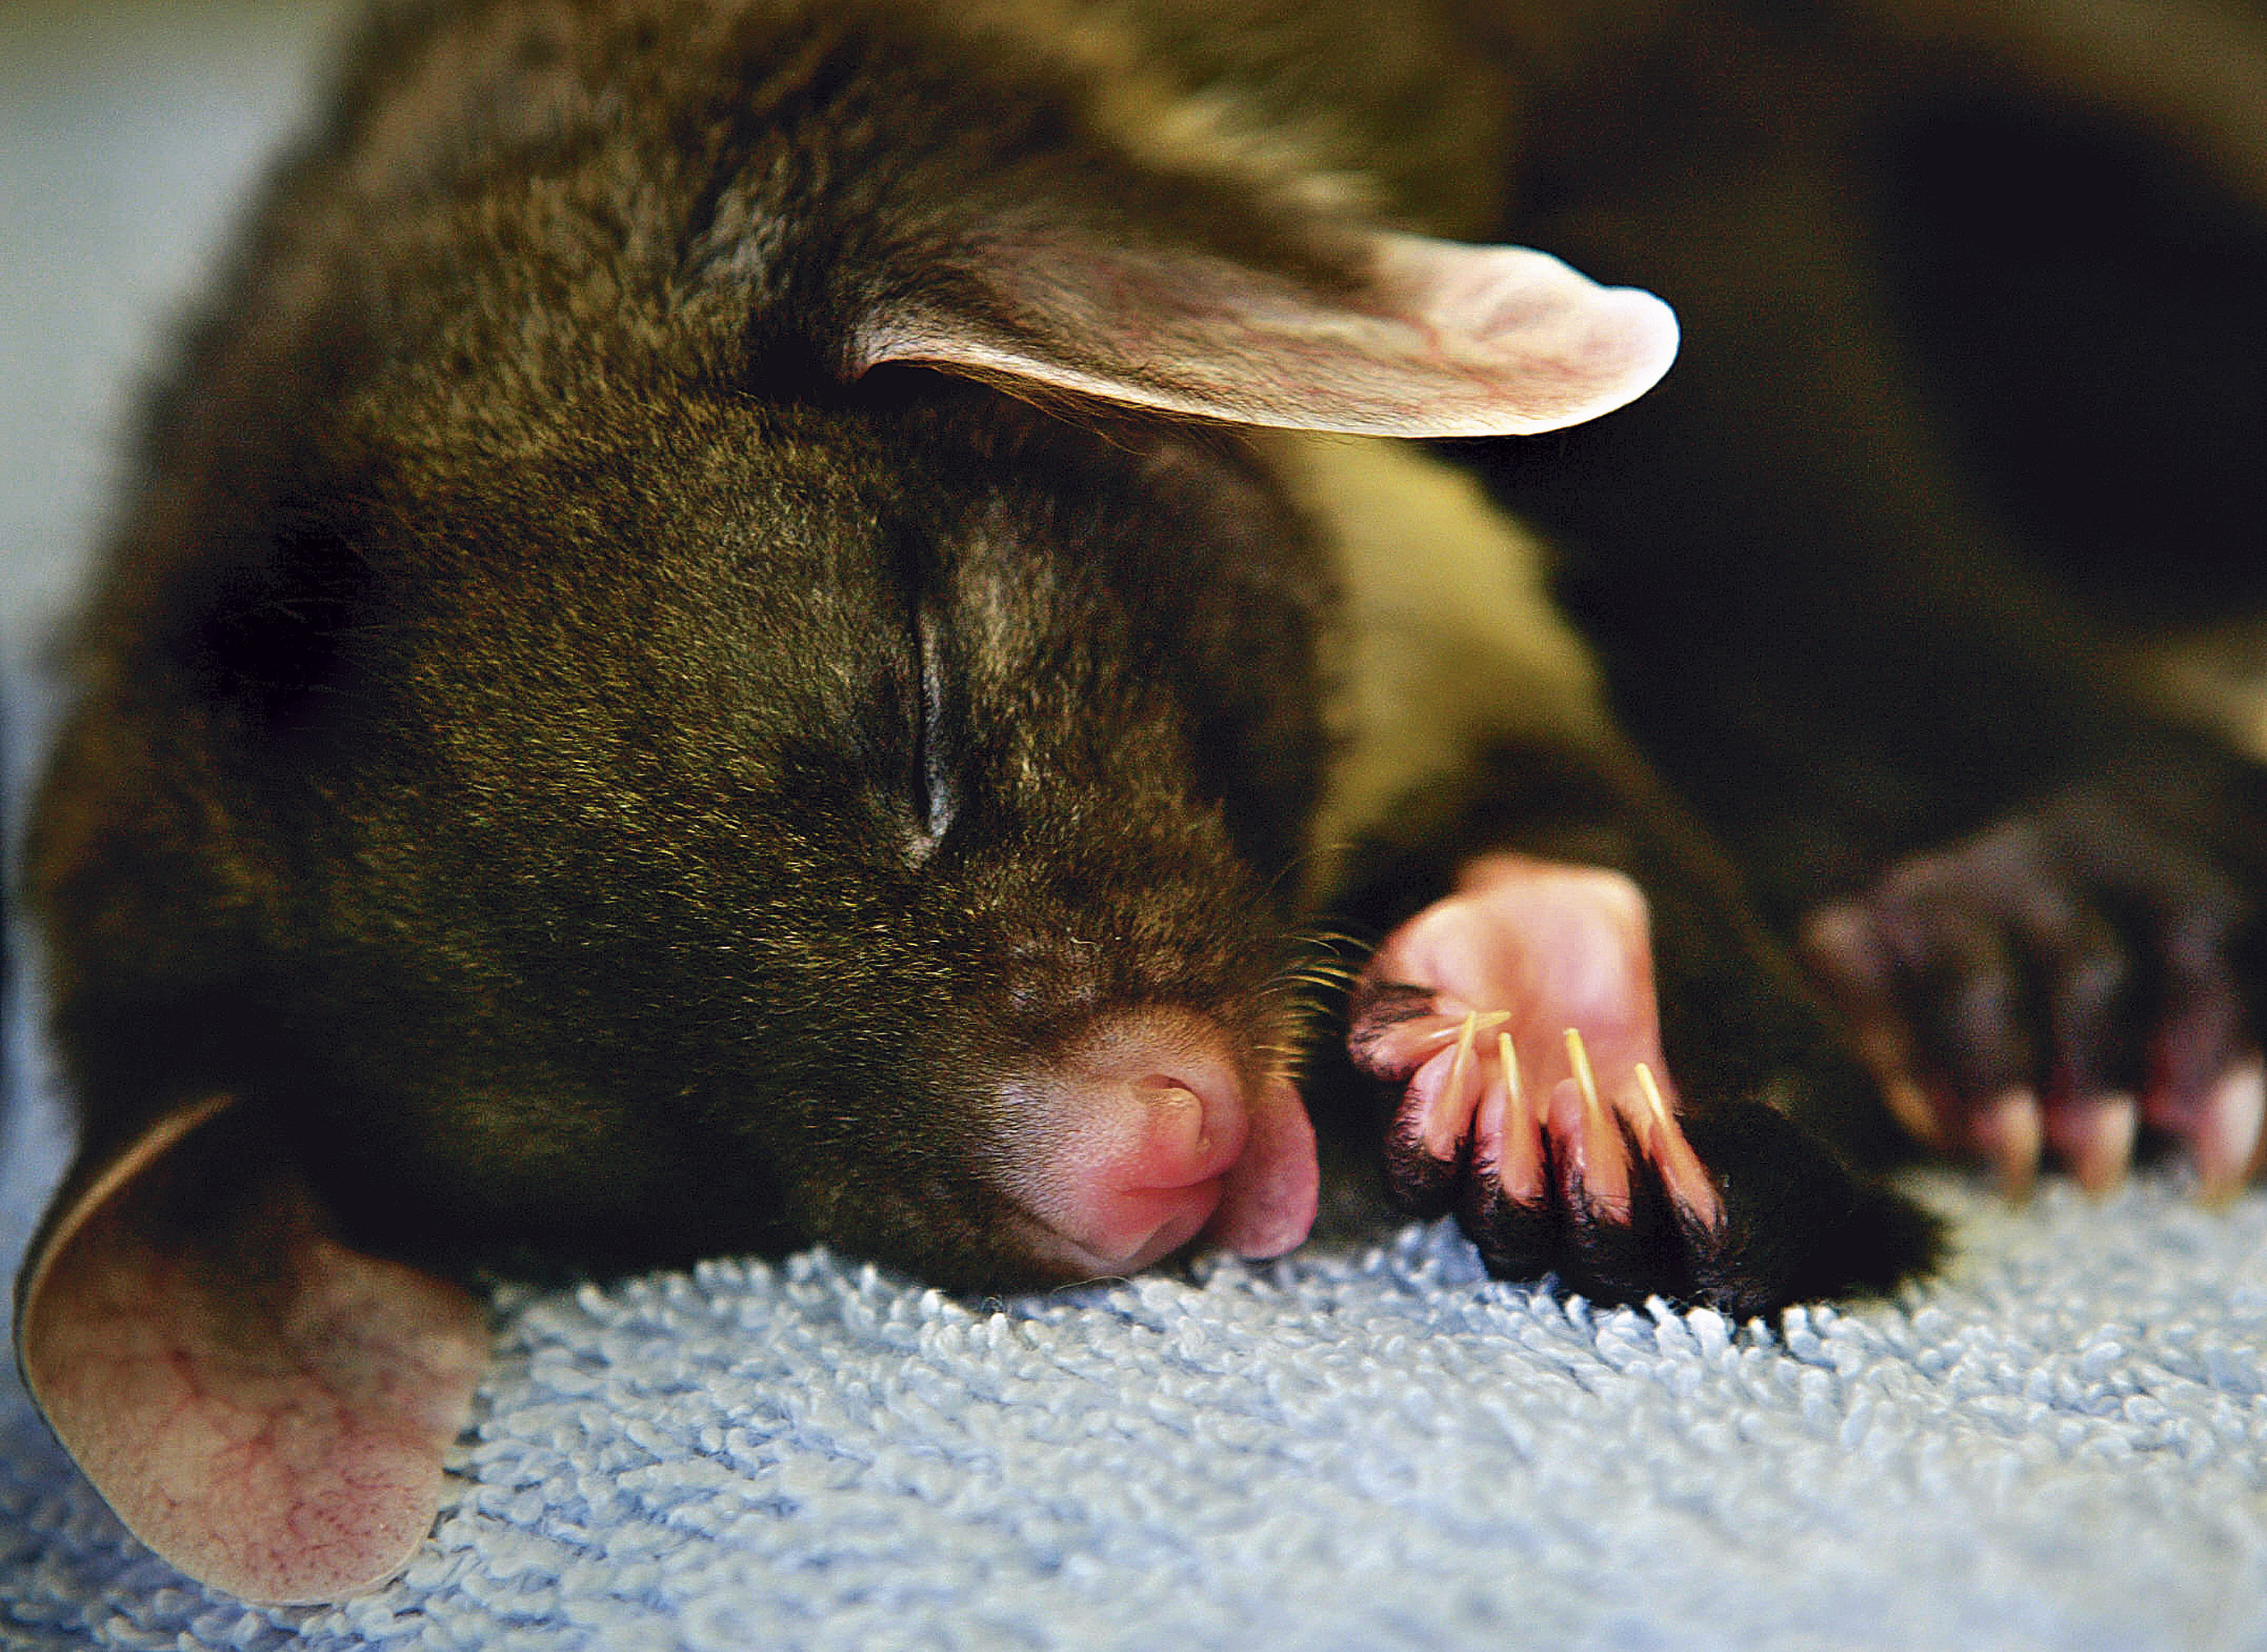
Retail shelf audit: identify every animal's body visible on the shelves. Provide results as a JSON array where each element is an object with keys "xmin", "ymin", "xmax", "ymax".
[{"xmin": 15, "ymin": 0, "xmax": 2267, "ymax": 1604}]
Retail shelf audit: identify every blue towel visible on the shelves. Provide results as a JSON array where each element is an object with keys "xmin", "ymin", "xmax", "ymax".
[{"xmin": 7, "ymin": 985, "xmax": 2267, "ymax": 1652}]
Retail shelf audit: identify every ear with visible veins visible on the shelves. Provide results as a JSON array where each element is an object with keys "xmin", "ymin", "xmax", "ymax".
[
  {"xmin": 853, "ymin": 227, "xmax": 1681, "ymax": 437},
  {"xmin": 12, "ymin": 1094, "xmax": 487, "ymax": 1604}
]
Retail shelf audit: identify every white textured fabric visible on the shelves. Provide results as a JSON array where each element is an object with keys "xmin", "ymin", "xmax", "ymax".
[{"xmin": 7, "ymin": 1003, "xmax": 2267, "ymax": 1652}]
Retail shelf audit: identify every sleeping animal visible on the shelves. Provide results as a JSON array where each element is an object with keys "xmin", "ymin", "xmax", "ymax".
[{"xmin": 16, "ymin": 0, "xmax": 2267, "ymax": 1603}]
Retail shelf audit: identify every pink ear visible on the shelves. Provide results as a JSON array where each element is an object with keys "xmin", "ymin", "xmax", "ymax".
[
  {"xmin": 856, "ymin": 229, "xmax": 1678, "ymax": 436},
  {"xmin": 13, "ymin": 1095, "xmax": 487, "ymax": 1604}
]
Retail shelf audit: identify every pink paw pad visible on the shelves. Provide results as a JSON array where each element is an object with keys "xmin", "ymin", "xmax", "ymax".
[{"xmin": 1353, "ymin": 853, "xmax": 1723, "ymax": 1234}]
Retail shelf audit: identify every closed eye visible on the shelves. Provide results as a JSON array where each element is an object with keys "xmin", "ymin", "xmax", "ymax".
[{"xmin": 911, "ymin": 608, "xmax": 955, "ymax": 853}]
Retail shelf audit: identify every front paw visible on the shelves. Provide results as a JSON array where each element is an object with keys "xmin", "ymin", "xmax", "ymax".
[
  {"xmin": 1802, "ymin": 785, "xmax": 2267, "ymax": 1198},
  {"xmin": 1351, "ymin": 853, "xmax": 1937, "ymax": 1319}
]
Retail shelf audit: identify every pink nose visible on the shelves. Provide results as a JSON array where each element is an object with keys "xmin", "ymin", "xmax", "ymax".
[{"xmin": 1002, "ymin": 1013, "xmax": 1317, "ymax": 1278}]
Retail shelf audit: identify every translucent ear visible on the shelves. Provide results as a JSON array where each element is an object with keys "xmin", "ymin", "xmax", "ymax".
[
  {"xmin": 855, "ymin": 229, "xmax": 1679, "ymax": 436},
  {"xmin": 13, "ymin": 1095, "xmax": 487, "ymax": 1604}
]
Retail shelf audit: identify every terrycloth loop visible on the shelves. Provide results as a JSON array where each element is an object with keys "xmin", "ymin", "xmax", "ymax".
[{"xmin": 5, "ymin": 1149, "xmax": 2267, "ymax": 1652}]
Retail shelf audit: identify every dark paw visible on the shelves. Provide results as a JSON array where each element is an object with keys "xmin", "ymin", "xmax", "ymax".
[
  {"xmin": 1350, "ymin": 853, "xmax": 1937, "ymax": 1319},
  {"xmin": 1803, "ymin": 787, "xmax": 2265, "ymax": 1197}
]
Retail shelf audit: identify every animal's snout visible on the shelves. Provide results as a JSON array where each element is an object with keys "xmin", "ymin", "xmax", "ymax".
[{"xmin": 1000, "ymin": 1011, "xmax": 1318, "ymax": 1278}]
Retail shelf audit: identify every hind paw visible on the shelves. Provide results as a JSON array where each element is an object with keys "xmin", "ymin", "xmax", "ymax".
[{"xmin": 1802, "ymin": 787, "xmax": 2267, "ymax": 1199}]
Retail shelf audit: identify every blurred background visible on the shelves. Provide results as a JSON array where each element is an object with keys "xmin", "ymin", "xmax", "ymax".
[
  {"xmin": 1, "ymin": 0, "xmax": 354, "ymax": 1309},
  {"xmin": 2, "ymin": 0, "xmax": 354, "ymax": 669}
]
